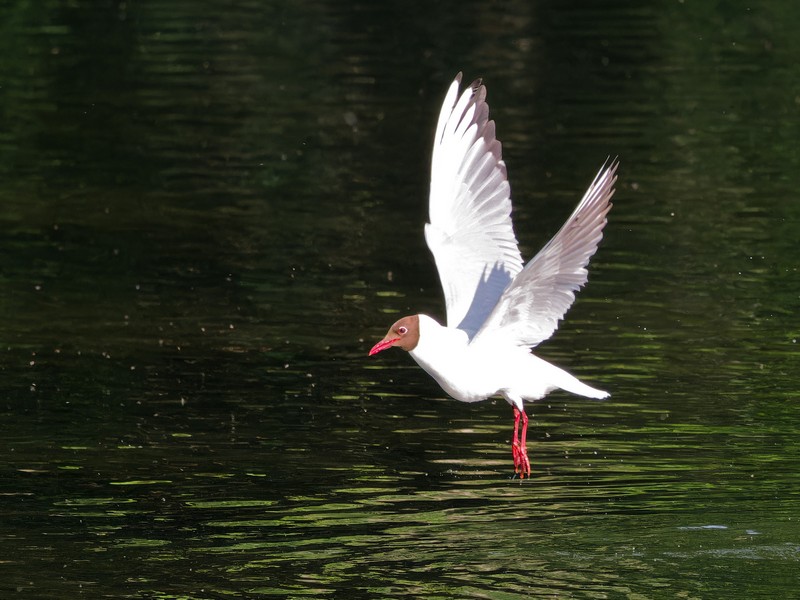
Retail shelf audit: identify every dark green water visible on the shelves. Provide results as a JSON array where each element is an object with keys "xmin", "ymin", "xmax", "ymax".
[{"xmin": 1, "ymin": 1, "xmax": 799, "ymax": 597}]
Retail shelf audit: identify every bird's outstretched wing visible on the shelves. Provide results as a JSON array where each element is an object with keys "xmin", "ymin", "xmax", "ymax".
[
  {"xmin": 471, "ymin": 160, "xmax": 618, "ymax": 349},
  {"xmin": 425, "ymin": 74, "xmax": 523, "ymax": 337}
]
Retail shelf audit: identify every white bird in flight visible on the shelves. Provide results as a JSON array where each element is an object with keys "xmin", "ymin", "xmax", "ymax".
[{"xmin": 369, "ymin": 74, "xmax": 618, "ymax": 478}]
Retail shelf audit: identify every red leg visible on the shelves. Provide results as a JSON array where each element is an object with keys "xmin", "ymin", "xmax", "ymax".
[
  {"xmin": 519, "ymin": 408, "xmax": 530, "ymax": 477},
  {"xmin": 511, "ymin": 406, "xmax": 531, "ymax": 478},
  {"xmin": 512, "ymin": 407, "xmax": 522, "ymax": 471}
]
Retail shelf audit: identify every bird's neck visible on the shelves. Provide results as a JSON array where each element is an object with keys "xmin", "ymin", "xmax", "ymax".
[{"xmin": 409, "ymin": 314, "xmax": 470, "ymax": 370}]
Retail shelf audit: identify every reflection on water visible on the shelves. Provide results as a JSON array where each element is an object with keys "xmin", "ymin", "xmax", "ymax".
[
  {"xmin": 3, "ymin": 351, "xmax": 798, "ymax": 597},
  {"xmin": 7, "ymin": 408, "xmax": 800, "ymax": 597},
  {"xmin": 1, "ymin": 0, "xmax": 800, "ymax": 597}
]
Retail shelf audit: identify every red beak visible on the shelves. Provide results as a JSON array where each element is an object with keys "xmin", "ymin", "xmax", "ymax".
[{"xmin": 369, "ymin": 337, "xmax": 399, "ymax": 356}]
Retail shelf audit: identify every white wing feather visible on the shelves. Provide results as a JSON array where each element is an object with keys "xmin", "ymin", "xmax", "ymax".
[
  {"xmin": 472, "ymin": 160, "xmax": 618, "ymax": 349},
  {"xmin": 425, "ymin": 74, "xmax": 523, "ymax": 336}
]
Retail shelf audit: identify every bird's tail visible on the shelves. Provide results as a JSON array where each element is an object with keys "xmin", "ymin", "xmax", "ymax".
[
  {"xmin": 550, "ymin": 366, "xmax": 609, "ymax": 399},
  {"xmin": 563, "ymin": 379, "xmax": 609, "ymax": 400},
  {"xmin": 522, "ymin": 353, "xmax": 609, "ymax": 400}
]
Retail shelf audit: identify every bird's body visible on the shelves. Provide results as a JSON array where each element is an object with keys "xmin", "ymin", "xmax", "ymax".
[
  {"xmin": 409, "ymin": 314, "xmax": 607, "ymax": 406},
  {"xmin": 369, "ymin": 74, "xmax": 618, "ymax": 477}
]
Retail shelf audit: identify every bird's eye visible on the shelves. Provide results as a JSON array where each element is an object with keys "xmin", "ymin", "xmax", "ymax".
[{"xmin": 398, "ymin": 326, "xmax": 408, "ymax": 335}]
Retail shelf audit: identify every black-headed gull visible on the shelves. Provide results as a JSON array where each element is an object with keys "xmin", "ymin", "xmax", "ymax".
[{"xmin": 369, "ymin": 74, "xmax": 617, "ymax": 478}]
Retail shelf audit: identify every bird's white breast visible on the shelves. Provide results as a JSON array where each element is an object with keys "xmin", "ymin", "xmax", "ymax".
[{"xmin": 409, "ymin": 314, "xmax": 520, "ymax": 403}]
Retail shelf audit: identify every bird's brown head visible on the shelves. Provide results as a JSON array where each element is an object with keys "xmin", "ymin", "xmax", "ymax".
[{"xmin": 368, "ymin": 315, "xmax": 420, "ymax": 355}]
